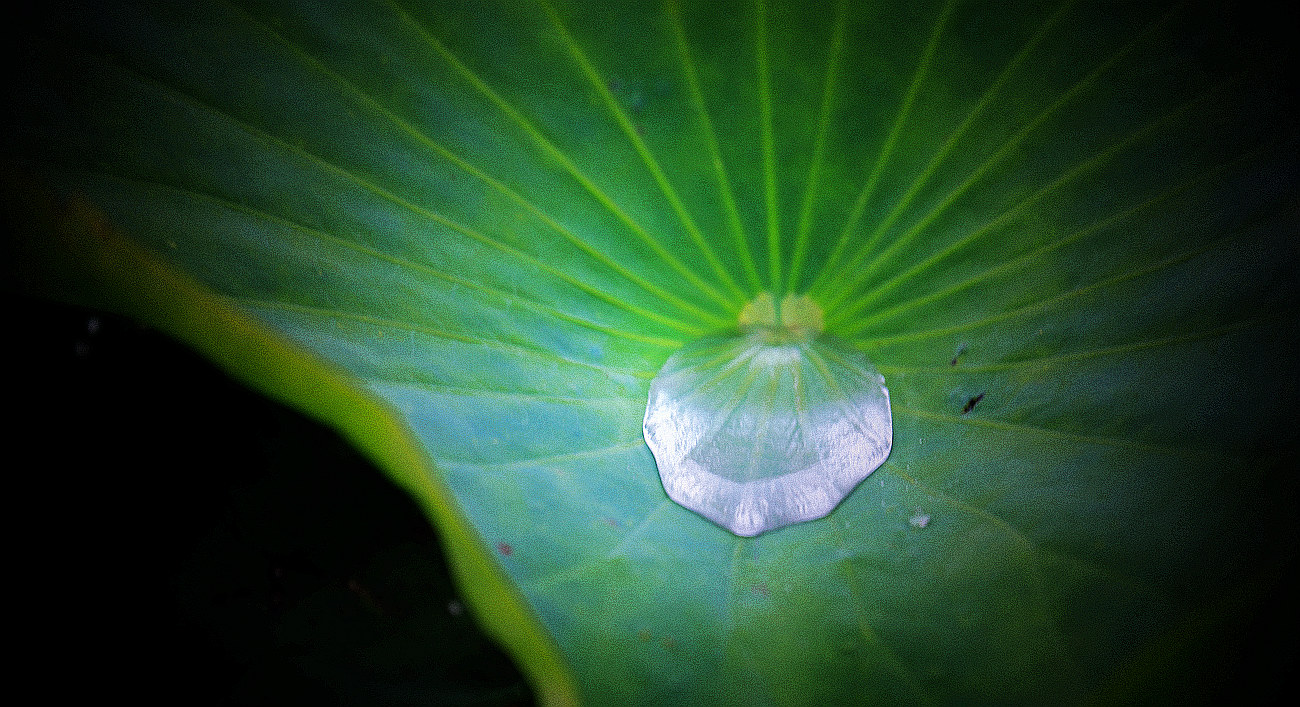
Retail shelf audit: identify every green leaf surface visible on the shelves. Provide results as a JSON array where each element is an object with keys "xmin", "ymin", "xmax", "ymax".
[{"xmin": 5, "ymin": 0, "xmax": 1297, "ymax": 703}]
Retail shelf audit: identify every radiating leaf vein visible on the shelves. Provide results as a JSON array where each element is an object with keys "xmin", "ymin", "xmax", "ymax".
[
  {"xmin": 231, "ymin": 0, "xmax": 729, "ymax": 331},
  {"xmin": 821, "ymin": 3, "xmax": 1183, "ymax": 313},
  {"xmin": 786, "ymin": 0, "xmax": 847, "ymax": 295},
  {"xmin": 808, "ymin": 0, "xmax": 1077, "ymax": 301},
  {"xmin": 829, "ymin": 75, "xmax": 1235, "ymax": 329},
  {"xmin": 241, "ymin": 298, "xmax": 656, "ymax": 381},
  {"xmin": 880, "ymin": 318, "xmax": 1266, "ymax": 375},
  {"xmin": 844, "ymin": 145, "xmax": 1263, "ymax": 333},
  {"xmin": 666, "ymin": 0, "xmax": 762, "ymax": 292},
  {"xmin": 539, "ymin": 0, "xmax": 747, "ymax": 305},
  {"xmin": 520, "ymin": 498, "xmax": 679, "ymax": 592},
  {"xmin": 387, "ymin": 0, "xmax": 737, "ymax": 312},
  {"xmin": 893, "ymin": 405, "xmax": 1218, "ymax": 458},
  {"xmin": 806, "ymin": 0, "xmax": 957, "ymax": 297},
  {"xmin": 882, "ymin": 461, "xmax": 1172, "ymax": 606},
  {"xmin": 371, "ymin": 379, "xmax": 641, "ymax": 407},
  {"xmin": 95, "ymin": 55, "xmax": 704, "ymax": 347},
  {"xmin": 756, "ymin": 0, "xmax": 781, "ymax": 293},
  {"xmin": 860, "ymin": 223, "xmax": 1255, "ymax": 346},
  {"xmin": 439, "ymin": 438, "xmax": 648, "ymax": 472}
]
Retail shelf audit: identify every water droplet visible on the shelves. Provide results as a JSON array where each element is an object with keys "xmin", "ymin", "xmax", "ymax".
[{"xmin": 643, "ymin": 293, "xmax": 892, "ymax": 536}]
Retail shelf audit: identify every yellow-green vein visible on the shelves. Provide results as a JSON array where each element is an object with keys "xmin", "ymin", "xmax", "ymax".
[
  {"xmin": 879, "ymin": 318, "xmax": 1266, "ymax": 375},
  {"xmin": 436, "ymin": 438, "xmax": 649, "ymax": 472},
  {"xmin": 893, "ymin": 405, "xmax": 1214, "ymax": 458},
  {"xmin": 99, "ymin": 40, "xmax": 715, "ymax": 346},
  {"xmin": 756, "ymin": 0, "xmax": 781, "ymax": 294},
  {"xmin": 804, "ymin": 0, "xmax": 958, "ymax": 299},
  {"xmin": 241, "ymin": 295, "xmax": 680, "ymax": 374},
  {"xmin": 828, "ymin": 74, "xmax": 1233, "ymax": 330},
  {"xmin": 666, "ymin": 0, "xmax": 763, "ymax": 292},
  {"xmin": 786, "ymin": 0, "xmax": 847, "ymax": 295},
  {"xmin": 93, "ymin": 152, "xmax": 708, "ymax": 348},
  {"xmin": 236, "ymin": 1, "xmax": 733, "ymax": 329},
  {"xmin": 858, "ymin": 235, "xmax": 1229, "ymax": 346},
  {"xmin": 808, "ymin": 0, "xmax": 1076, "ymax": 303},
  {"xmin": 539, "ymin": 0, "xmax": 748, "ymax": 306},
  {"xmin": 373, "ymin": 379, "xmax": 642, "ymax": 407},
  {"xmin": 821, "ymin": 3, "xmax": 1184, "ymax": 312},
  {"xmin": 841, "ymin": 144, "xmax": 1261, "ymax": 333},
  {"xmin": 387, "ymin": 0, "xmax": 737, "ymax": 313}
]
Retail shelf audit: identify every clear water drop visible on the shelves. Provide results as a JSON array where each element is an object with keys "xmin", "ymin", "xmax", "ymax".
[{"xmin": 643, "ymin": 293, "xmax": 892, "ymax": 536}]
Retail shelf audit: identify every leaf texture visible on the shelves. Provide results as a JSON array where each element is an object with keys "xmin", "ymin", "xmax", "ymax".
[{"xmin": 4, "ymin": 0, "xmax": 1297, "ymax": 703}]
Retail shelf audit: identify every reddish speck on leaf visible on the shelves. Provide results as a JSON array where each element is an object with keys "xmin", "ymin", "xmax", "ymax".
[{"xmin": 496, "ymin": 541, "xmax": 513, "ymax": 557}]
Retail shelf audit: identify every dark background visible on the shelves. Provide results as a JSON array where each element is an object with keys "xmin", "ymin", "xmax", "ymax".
[{"xmin": 7, "ymin": 292, "xmax": 532, "ymax": 705}]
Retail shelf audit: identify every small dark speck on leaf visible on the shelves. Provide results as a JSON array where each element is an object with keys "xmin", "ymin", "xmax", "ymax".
[
  {"xmin": 950, "ymin": 342, "xmax": 968, "ymax": 366},
  {"xmin": 496, "ymin": 541, "xmax": 513, "ymax": 557},
  {"xmin": 961, "ymin": 393, "xmax": 985, "ymax": 415}
]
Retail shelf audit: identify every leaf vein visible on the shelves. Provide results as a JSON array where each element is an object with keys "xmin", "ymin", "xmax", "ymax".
[{"xmin": 387, "ymin": 0, "xmax": 737, "ymax": 313}]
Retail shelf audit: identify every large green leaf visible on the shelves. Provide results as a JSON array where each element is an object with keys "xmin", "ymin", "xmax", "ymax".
[{"xmin": 5, "ymin": 0, "xmax": 1297, "ymax": 703}]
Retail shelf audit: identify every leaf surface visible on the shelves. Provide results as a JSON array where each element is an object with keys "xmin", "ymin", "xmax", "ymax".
[{"xmin": 4, "ymin": 0, "xmax": 1297, "ymax": 703}]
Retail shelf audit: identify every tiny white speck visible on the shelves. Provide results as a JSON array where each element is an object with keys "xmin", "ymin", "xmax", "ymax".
[
  {"xmin": 447, "ymin": 600, "xmax": 465, "ymax": 616},
  {"xmin": 909, "ymin": 512, "xmax": 930, "ymax": 529}
]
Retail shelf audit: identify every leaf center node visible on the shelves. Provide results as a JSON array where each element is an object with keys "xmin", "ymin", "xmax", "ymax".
[{"xmin": 738, "ymin": 292, "xmax": 824, "ymax": 344}]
